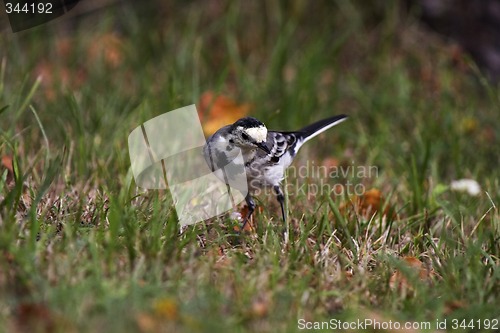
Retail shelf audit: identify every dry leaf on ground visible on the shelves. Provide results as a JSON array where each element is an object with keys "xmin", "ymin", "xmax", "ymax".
[
  {"xmin": 198, "ymin": 91, "xmax": 250, "ymax": 136},
  {"xmin": 389, "ymin": 256, "xmax": 434, "ymax": 292}
]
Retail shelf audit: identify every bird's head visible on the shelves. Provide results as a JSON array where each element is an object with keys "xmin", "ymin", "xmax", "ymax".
[{"xmin": 229, "ymin": 117, "xmax": 270, "ymax": 154}]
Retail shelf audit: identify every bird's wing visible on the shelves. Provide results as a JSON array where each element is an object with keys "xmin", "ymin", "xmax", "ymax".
[{"xmin": 250, "ymin": 131, "xmax": 299, "ymax": 166}]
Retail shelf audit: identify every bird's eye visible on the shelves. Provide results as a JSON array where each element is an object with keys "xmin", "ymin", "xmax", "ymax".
[{"xmin": 241, "ymin": 132, "xmax": 250, "ymax": 140}]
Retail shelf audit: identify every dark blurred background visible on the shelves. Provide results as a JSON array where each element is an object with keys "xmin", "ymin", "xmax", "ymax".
[
  {"xmin": 1, "ymin": 0, "xmax": 499, "ymax": 186},
  {"xmin": 415, "ymin": 0, "xmax": 500, "ymax": 82},
  {"xmin": 2, "ymin": 0, "xmax": 498, "ymax": 82}
]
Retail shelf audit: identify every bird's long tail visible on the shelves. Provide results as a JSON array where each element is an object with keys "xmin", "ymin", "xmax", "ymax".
[{"xmin": 294, "ymin": 114, "xmax": 347, "ymax": 150}]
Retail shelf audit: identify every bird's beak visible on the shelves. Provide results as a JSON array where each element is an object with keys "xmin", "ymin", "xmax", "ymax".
[{"xmin": 256, "ymin": 142, "xmax": 271, "ymax": 154}]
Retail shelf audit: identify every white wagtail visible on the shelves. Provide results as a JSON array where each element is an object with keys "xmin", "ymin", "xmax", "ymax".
[{"xmin": 203, "ymin": 115, "xmax": 347, "ymax": 230}]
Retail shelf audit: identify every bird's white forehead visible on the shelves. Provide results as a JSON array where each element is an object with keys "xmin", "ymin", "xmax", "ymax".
[{"xmin": 240, "ymin": 125, "xmax": 267, "ymax": 143}]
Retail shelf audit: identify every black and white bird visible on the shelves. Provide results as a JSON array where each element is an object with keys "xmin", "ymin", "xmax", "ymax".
[{"xmin": 203, "ymin": 114, "xmax": 347, "ymax": 230}]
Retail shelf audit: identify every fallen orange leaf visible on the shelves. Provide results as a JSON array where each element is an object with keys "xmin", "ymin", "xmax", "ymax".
[
  {"xmin": 232, "ymin": 205, "xmax": 264, "ymax": 232},
  {"xmin": 35, "ymin": 60, "xmax": 87, "ymax": 101},
  {"xmin": 339, "ymin": 188, "xmax": 394, "ymax": 218},
  {"xmin": 16, "ymin": 303, "xmax": 56, "ymax": 333},
  {"xmin": 361, "ymin": 188, "xmax": 382, "ymax": 213},
  {"xmin": 1, "ymin": 154, "xmax": 14, "ymax": 185},
  {"xmin": 135, "ymin": 313, "xmax": 159, "ymax": 333},
  {"xmin": 198, "ymin": 91, "xmax": 250, "ymax": 136},
  {"xmin": 444, "ymin": 300, "xmax": 466, "ymax": 315},
  {"xmin": 1, "ymin": 155, "xmax": 13, "ymax": 173},
  {"xmin": 389, "ymin": 256, "xmax": 433, "ymax": 292},
  {"xmin": 153, "ymin": 298, "xmax": 178, "ymax": 321},
  {"xmin": 87, "ymin": 33, "xmax": 124, "ymax": 68},
  {"xmin": 251, "ymin": 299, "xmax": 269, "ymax": 317},
  {"xmin": 321, "ymin": 157, "xmax": 339, "ymax": 169}
]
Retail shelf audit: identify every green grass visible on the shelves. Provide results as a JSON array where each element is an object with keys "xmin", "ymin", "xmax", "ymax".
[{"xmin": 1, "ymin": 1, "xmax": 499, "ymax": 332}]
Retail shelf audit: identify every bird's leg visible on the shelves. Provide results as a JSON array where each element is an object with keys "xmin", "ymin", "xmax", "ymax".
[
  {"xmin": 226, "ymin": 184, "xmax": 237, "ymax": 208},
  {"xmin": 273, "ymin": 185, "xmax": 286, "ymax": 222},
  {"xmin": 240, "ymin": 194, "xmax": 256, "ymax": 231}
]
